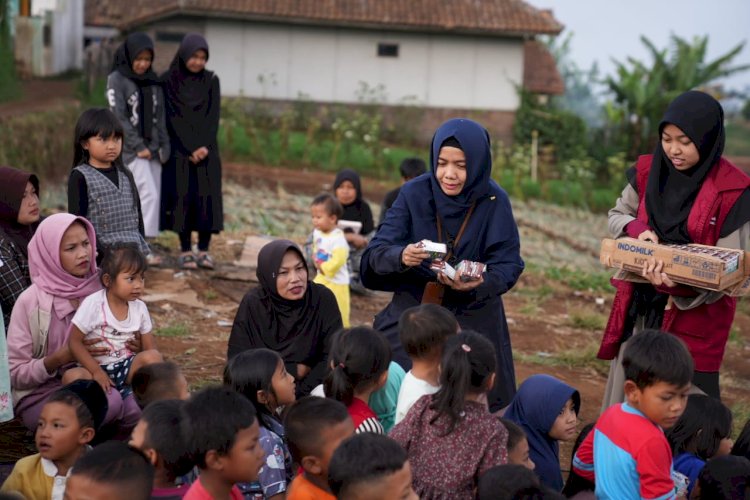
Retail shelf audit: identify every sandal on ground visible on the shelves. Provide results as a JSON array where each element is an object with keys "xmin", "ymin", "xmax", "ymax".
[
  {"xmin": 178, "ymin": 254, "xmax": 198, "ymax": 270},
  {"xmin": 146, "ymin": 254, "xmax": 163, "ymax": 267},
  {"xmin": 197, "ymin": 253, "xmax": 215, "ymax": 270}
]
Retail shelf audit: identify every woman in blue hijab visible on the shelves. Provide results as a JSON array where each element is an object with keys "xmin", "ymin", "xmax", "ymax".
[
  {"xmin": 504, "ymin": 374, "xmax": 581, "ymax": 491},
  {"xmin": 361, "ymin": 118, "xmax": 524, "ymax": 410}
]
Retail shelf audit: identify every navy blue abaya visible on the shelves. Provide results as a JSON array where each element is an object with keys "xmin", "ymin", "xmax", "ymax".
[{"xmin": 361, "ymin": 118, "xmax": 524, "ymax": 410}]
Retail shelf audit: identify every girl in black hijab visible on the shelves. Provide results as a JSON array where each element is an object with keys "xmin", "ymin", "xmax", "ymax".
[
  {"xmin": 107, "ymin": 33, "xmax": 169, "ymax": 253},
  {"xmin": 602, "ymin": 91, "xmax": 750, "ymax": 406},
  {"xmin": 227, "ymin": 240, "xmax": 343, "ymax": 396},
  {"xmin": 333, "ymin": 169, "xmax": 375, "ymax": 293},
  {"xmin": 161, "ymin": 33, "xmax": 223, "ymax": 270}
]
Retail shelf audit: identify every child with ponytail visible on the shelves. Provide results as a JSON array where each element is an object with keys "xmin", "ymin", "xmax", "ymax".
[
  {"xmin": 390, "ymin": 330, "xmax": 508, "ymax": 500},
  {"xmin": 323, "ymin": 327, "xmax": 391, "ymax": 435}
]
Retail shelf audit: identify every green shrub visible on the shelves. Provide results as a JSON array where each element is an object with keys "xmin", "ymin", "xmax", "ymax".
[
  {"xmin": 496, "ymin": 170, "xmax": 517, "ymax": 197},
  {"xmin": 0, "ymin": 105, "xmax": 80, "ymax": 181},
  {"xmin": 520, "ymin": 179, "xmax": 542, "ymax": 200},
  {"xmin": 588, "ymin": 188, "xmax": 618, "ymax": 213},
  {"xmin": 544, "ymin": 179, "xmax": 568, "ymax": 205}
]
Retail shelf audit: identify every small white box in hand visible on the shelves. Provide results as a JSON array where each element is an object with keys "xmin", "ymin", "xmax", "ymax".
[
  {"xmin": 416, "ymin": 239, "xmax": 447, "ymax": 260},
  {"xmin": 338, "ymin": 220, "xmax": 363, "ymax": 233}
]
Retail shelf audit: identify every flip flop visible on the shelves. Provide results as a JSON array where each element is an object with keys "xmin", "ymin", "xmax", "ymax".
[
  {"xmin": 197, "ymin": 253, "xmax": 215, "ymax": 270},
  {"xmin": 179, "ymin": 254, "xmax": 198, "ymax": 270}
]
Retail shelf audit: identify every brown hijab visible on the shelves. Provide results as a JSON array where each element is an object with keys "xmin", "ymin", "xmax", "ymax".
[{"xmin": 0, "ymin": 166, "xmax": 40, "ymax": 258}]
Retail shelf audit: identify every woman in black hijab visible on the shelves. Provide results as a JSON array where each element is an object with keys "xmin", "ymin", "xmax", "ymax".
[
  {"xmin": 601, "ymin": 91, "xmax": 750, "ymax": 406},
  {"xmin": 333, "ymin": 169, "xmax": 375, "ymax": 292},
  {"xmin": 227, "ymin": 240, "xmax": 343, "ymax": 396},
  {"xmin": 161, "ymin": 33, "xmax": 223, "ymax": 270}
]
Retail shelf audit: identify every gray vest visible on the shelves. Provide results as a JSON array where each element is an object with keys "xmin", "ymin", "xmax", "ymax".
[{"xmin": 74, "ymin": 164, "xmax": 149, "ymax": 255}]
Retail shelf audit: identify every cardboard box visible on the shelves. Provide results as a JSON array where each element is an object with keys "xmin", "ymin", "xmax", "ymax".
[{"xmin": 600, "ymin": 238, "xmax": 747, "ymax": 292}]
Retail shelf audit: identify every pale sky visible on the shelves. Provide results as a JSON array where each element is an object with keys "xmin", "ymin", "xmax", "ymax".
[{"xmin": 526, "ymin": 0, "xmax": 750, "ymax": 92}]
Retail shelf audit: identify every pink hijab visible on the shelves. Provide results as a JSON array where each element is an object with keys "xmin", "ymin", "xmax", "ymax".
[{"xmin": 27, "ymin": 213, "xmax": 102, "ymax": 301}]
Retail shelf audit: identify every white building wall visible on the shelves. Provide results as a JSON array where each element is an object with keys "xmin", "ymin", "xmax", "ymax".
[{"xmin": 205, "ymin": 20, "xmax": 523, "ymax": 111}]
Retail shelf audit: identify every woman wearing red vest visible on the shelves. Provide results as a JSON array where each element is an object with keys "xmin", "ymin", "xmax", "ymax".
[{"xmin": 600, "ymin": 91, "xmax": 750, "ymax": 407}]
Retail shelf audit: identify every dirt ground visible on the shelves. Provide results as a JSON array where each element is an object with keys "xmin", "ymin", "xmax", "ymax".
[{"xmin": 0, "ymin": 79, "xmax": 77, "ymax": 119}]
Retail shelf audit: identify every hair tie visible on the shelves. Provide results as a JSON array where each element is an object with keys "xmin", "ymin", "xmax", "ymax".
[
  {"xmin": 338, "ymin": 362, "xmax": 345, "ymax": 369},
  {"xmin": 461, "ymin": 344, "xmax": 471, "ymax": 353}
]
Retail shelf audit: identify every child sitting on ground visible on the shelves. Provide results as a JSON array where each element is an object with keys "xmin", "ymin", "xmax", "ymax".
[
  {"xmin": 132, "ymin": 361, "xmax": 190, "ymax": 409},
  {"xmin": 310, "ymin": 193, "xmax": 350, "ymax": 327},
  {"xmin": 285, "ymin": 396, "xmax": 354, "ymax": 500},
  {"xmin": 573, "ymin": 330, "xmax": 693, "ymax": 500},
  {"xmin": 181, "ymin": 386, "xmax": 264, "ymax": 500},
  {"xmin": 499, "ymin": 418, "xmax": 535, "ymax": 471},
  {"xmin": 129, "ymin": 399, "xmax": 194, "ymax": 499},
  {"xmin": 394, "ymin": 304, "xmax": 458, "ymax": 425},
  {"xmin": 691, "ymin": 455, "xmax": 750, "ymax": 499},
  {"xmin": 64, "ymin": 243, "xmax": 162, "ymax": 397},
  {"xmin": 328, "ymin": 433, "xmax": 417, "ymax": 500},
  {"xmin": 65, "ymin": 441, "xmax": 155, "ymax": 500},
  {"xmin": 323, "ymin": 327, "xmax": 391, "ymax": 434},
  {"xmin": 1, "ymin": 380, "xmax": 107, "ymax": 499},
  {"xmin": 224, "ymin": 349, "xmax": 295, "ymax": 499},
  {"xmin": 667, "ymin": 394, "xmax": 734, "ymax": 497},
  {"xmin": 390, "ymin": 330, "xmax": 508, "ymax": 500},
  {"xmin": 503, "ymin": 374, "xmax": 580, "ymax": 491}
]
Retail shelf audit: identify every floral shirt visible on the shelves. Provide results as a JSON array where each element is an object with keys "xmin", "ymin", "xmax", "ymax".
[
  {"xmin": 237, "ymin": 415, "xmax": 292, "ymax": 499},
  {"xmin": 390, "ymin": 395, "xmax": 508, "ymax": 500}
]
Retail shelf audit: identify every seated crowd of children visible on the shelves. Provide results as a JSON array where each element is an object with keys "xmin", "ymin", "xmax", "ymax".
[{"xmin": 3, "ymin": 295, "xmax": 750, "ymax": 499}]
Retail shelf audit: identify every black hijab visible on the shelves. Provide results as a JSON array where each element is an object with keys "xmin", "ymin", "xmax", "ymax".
[
  {"xmin": 242, "ymin": 240, "xmax": 340, "ymax": 357},
  {"xmin": 0, "ymin": 166, "xmax": 40, "ymax": 259},
  {"xmin": 162, "ymin": 33, "xmax": 216, "ymax": 151},
  {"xmin": 645, "ymin": 91, "xmax": 726, "ymax": 244},
  {"xmin": 112, "ymin": 33, "xmax": 159, "ymax": 142},
  {"xmin": 333, "ymin": 169, "xmax": 374, "ymax": 234}
]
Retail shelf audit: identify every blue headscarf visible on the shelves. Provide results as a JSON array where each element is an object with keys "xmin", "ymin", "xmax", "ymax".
[
  {"xmin": 429, "ymin": 118, "xmax": 492, "ymax": 236},
  {"xmin": 503, "ymin": 375, "xmax": 581, "ymax": 491}
]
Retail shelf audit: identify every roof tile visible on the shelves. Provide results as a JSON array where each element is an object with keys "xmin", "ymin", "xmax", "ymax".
[{"xmin": 86, "ymin": 0, "xmax": 563, "ymax": 36}]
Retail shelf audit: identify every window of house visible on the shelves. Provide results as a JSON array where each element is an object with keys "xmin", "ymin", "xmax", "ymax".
[
  {"xmin": 156, "ymin": 31, "xmax": 187, "ymax": 43},
  {"xmin": 377, "ymin": 43, "xmax": 399, "ymax": 58},
  {"xmin": 43, "ymin": 25, "xmax": 51, "ymax": 47}
]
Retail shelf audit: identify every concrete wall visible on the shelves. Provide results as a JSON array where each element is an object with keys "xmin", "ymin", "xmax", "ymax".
[{"xmin": 199, "ymin": 20, "xmax": 523, "ymax": 111}]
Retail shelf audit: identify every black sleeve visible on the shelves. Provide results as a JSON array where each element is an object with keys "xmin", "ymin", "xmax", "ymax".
[
  {"xmin": 720, "ymin": 187, "xmax": 750, "ymax": 238},
  {"xmin": 227, "ymin": 293, "xmax": 256, "ymax": 359},
  {"xmin": 360, "ymin": 201, "xmax": 375, "ymax": 235},
  {"xmin": 67, "ymin": 170, "xmax": 89, "ymax": 216},
  {"xmin": 121, "ymin": 167, "xmax": 145, "ymax": 236},
  {"xmin": 626, "ymin": 165, "xmax": 637, "ymax": 190},
  {"xmin": 297, "ymin": 290, "xmax": 343, "ymax": 396},
  {"xmin": 206, "ymin": 75, "xmax": 221, "ymax": 148}
]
